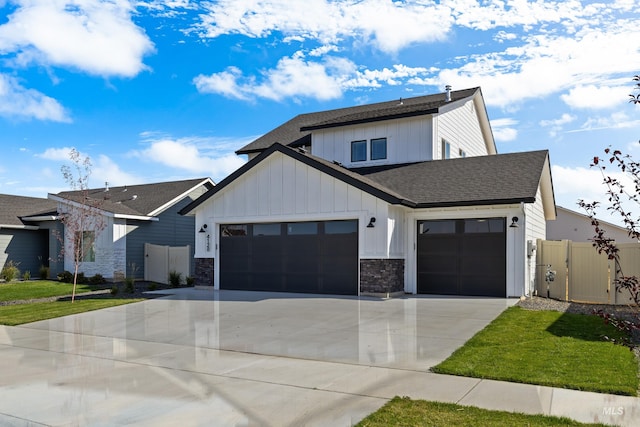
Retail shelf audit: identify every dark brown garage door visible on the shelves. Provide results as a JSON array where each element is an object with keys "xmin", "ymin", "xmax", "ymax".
[
  {"xmin": 220, "ymin": 220, "xmax": 358, "ymax": 295},
  {"xmin": 417, "ymin": 218, "xmax": 506, "ymax": 297}
]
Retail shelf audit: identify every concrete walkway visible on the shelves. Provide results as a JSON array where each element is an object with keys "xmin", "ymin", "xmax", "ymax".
[{"xmin": 0, "ymin": 288, "xmax": 637, "ymax": 426}]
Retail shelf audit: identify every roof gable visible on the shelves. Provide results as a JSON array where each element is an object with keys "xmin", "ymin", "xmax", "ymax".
[
  {"xmin": 237, "ymin": 87, "xmax": 480, "ymax": 155},
  {"xmin": 181, "ymin": 144, "xmax": 554, "ymax": 215}
]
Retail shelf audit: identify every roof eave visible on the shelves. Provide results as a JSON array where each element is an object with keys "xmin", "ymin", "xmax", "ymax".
[
  {"xmin": 415, "ymin": 197, "xmax": 537, "ymax": 209},
  {"xmin": 300, "ymin": 108, "xmax": 439, "ymax": 131}
]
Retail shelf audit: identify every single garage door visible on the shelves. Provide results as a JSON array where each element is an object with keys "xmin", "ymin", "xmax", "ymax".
[
  {"xmin": 220, "ymin": 220, "xmax": 358, "ymax": 295},
  {"xmin": 417, "ymin": 218, "xmax": 506, "ymax": 297}
]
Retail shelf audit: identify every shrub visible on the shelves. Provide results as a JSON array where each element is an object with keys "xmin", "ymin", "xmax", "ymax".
[
  {"xmin": 110, "ymin": 285, "xmax": 119, "ymax": 296},
  {"xmin": 57, "ymin": 271, "xmax": 73, "ymax": 283},
  {"xmin": 169, "ymin": 270, "xmax": 181, "ymax": 288},
  {"xmin": 88, "ymin": 274, "xmax": 106, "ymax": 286},
  {"xmin": 1, "ymin": 261, "xmax": 20, "ymax": 282},
  {"xmin": 148, "ymin": 282, "xmax": 158, "ymax": 291},
  {"xmin": 124, "ymin": 277, "xmax": 135, "ymax": 294},
  {"xmin": 186, "ymin": 276, "xmax": 195, "ymax": 287},
  {"xmin": 22, "ymin": 270, "xmax": 31, "ymax": 281},
  {"xmin": 38, "ymin": 265, "xmax": 49, "ymax": 280},
  {"xmin": 57, "ymin": 270, "xmax": 86, "ymax": 284}
]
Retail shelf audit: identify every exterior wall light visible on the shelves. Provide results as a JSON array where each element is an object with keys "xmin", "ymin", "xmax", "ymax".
[
  {"xmin": 199, "ymin": 224, "xmax": 208, "ymax": 233},
  {"xmin": 509, "ymin": 217, "xmax": 519, "ymax": 228},
  {"xmin": 367, "ymin": 217, "xmax": 376, "ymax": 228}
]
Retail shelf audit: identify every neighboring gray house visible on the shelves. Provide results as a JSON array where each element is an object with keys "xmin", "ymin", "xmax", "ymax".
[
  {"xmin": 48, "ymin": 178, "xmax": 214, "ymax": 281},
  {"xmin": 181, "ymin": 87, "xmax": 556, "ymax": 298},
  {"xmin": 0, "ymin": 194, "xmax": 61, "ymax": 278},
  {"xmin": 547, "ymin": 205, "xmax": 637, "ymax": 243}
]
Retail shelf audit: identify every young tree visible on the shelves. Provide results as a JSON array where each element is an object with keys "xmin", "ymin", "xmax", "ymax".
[
  {"xmin": 58, "ymin": 148, "xmax": 107, "ymax": 302},
  {"xmin": 578, "ymin": 75, "xmax": 640, "ymax": 345}
]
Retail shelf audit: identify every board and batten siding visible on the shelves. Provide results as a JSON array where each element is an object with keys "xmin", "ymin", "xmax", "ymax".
[
  {"xmin": 524, "ymin": 187, "xmax": 547, "ymax": 295},
  {"xmin": 196, "ymin": 151, "xmax": 396, "ymax": 259},
  {"xmin": 310, "ymin": 116, "xmax": 434, "ymax": 167},
  {"xmin": 435, "ymin": 99, "xmax": 489, "ymax": 159},
  {"xmin": 0, "ymin": 228, "xmax": 48, "ymax": 277}
]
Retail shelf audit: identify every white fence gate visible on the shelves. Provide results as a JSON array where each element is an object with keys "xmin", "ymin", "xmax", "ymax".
[{"xmin": 144, "ymin": 243, "xmax": 190, "ymax": 285}]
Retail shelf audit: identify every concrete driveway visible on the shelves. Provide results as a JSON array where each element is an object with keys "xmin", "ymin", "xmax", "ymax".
[{"xmin": 0, "ymin": 289, "xmax": 513, "ymax": 426}]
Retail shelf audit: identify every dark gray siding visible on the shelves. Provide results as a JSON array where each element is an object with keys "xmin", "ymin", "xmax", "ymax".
[
  {"xmin": 0, "ymin": 228, "xmax": 48, "ymax": 279},
  {"xmin": 125, "ymin": 188, "xmax": 205, "ymax": 279}
]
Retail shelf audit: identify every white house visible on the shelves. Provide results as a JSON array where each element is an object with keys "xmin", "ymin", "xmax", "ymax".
[{"xmin": 181, "ymin": 87, "xmax": 556, "ymax": 298}]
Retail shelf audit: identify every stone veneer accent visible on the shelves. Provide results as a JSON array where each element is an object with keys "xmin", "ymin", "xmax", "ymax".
[
  {"xmin": 195, "ymin": 258, "xmax": 214, "ymax": 287},
  {"xmin": 359, "ymin": 259, "xmax": 405, "ymax": 295}
]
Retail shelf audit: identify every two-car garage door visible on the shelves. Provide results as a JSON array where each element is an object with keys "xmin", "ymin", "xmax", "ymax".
[
  {"xmin": 417, "ymin": 218, "xmax": 506, "ymax": 297},
  {"xmin": 220, "ymin": 220, "xmax": 358, "ymax": 295}
]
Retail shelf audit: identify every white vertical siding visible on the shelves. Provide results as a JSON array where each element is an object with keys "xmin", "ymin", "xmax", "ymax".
[
  {"xmin": 194, "ymin": 152, "xmax": 396, "ymax": 260},
  {"xmin": 437, "ymin": 99, "xmax": 489, "ymax": 158},
  {"xmin": 525, "ymin": 188, "xmax": 547, "ymax": 295},
  {"xmin": 311, "ymin": 116, "xmax": 433, "ymax": 167}
]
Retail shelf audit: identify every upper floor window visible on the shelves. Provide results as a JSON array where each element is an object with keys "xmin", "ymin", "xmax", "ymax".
[
  {"xmin": 459, "ymin": 148, "xmax": 466, "ymax": 158},
  {"xmin": 370, "ymin": 138, "xmax": 387, "ymax": 160},
  {"xmin": 442, "ymin": 139, "xmax": 451, "ymax": 159},
  {"xmin": 351, "ymin": 140, "xmax": 366, "ymax": 162}
]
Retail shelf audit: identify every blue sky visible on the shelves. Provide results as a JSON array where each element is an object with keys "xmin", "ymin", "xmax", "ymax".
[{"xmin": 0, "ymin": 0, "xmax": 639, "ymax": 221}]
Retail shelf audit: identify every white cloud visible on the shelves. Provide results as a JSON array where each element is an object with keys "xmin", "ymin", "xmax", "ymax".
[
  {"xmin": 539, "ymin": 113, "xmax": 576, "ymax": 137},
  {"xmin": 552, "ymin": 164, "xmax": 638, "ymax": 224},
  {"xmin": 0, "ymin": 0, "xmax": 154, "ymax": 77},
  {"xmin": 131, "ymin": 134, "xmax": 248, "ymax": 181},
  {"xmin": 560, "ymin": 85, "xmax": 630, "ymax": 110},
  {"xmin": 0, "ymin": 74, "xmax": 70, "ymax": 122},
  {"xmin": 194, "ymin": 55, "xmax": 354, "ymax": 101},
  {"xmin": 194, "ymin": 0, "xmax": 452, "ymax": 53},
  {"xmin": 37, "ymin": 147, "xmax": 78, "ymax": 161},
  {"xmin": 91, "ymin": 154, "xmax": 142, "ymax": 188},
  {"xmin": 578, "ymin": 112, "xmax": 640, "ymax": 132},
  {"xmin": 491, "ymin": 118, "xmax": 519, "ymax": 142}
]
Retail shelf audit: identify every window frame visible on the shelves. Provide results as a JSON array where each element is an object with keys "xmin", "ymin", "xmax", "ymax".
[
  {"xmin": 351, "ymin": 140, "xmax": 367, "ymax": 162},
  {"xmin": 370, "ymin": 137, "xmax": 387, "ymax": 160}
]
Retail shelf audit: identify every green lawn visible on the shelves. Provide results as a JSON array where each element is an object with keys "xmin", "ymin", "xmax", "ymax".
[
  {"xmin": 433, "ymin": 306, "xmax": 639, "ymax": 396},
  {"xmin": 0, "ymin": 299, "xmax": 144, "ymax": 325},
  {"xmin": 356, "ymin": 397, "xmax": 608, "ymax": 427},
  {"xmin": 0, "ymin": 280, "xmax": 144, "ymax": 325},
  {"xmin": 0, "ymin": 280, "xmax": 97, "ymax": 301}
]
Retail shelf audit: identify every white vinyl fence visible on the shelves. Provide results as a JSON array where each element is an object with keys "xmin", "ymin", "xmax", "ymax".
[
  {"xmin": 144, "ymin": 243, "xmax": 190, "ymax": 285},
  {"xmin": 536, "ymin": 239, "xmax": 640, "ymax": 305}
]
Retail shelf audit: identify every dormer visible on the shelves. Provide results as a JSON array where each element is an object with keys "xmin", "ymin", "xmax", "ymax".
[{"xmin": 236, "ymin": 87, "xmax": 497, "ymax": 165}]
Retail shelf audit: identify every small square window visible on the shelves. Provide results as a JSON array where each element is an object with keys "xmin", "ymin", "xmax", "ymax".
[
  {"xmin": 371, "ymin": 138, "xmax": 387, "ymax": 160},
  {"xmin": 351, "ymin": 140, "xmax": 366, "ymax": 162},
  {"xmin": 459, "ymin": 148, "xmax": 466, "ymax": 158}
]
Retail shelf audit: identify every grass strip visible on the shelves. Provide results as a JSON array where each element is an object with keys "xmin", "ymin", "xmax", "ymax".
[
  {"xmin": 0, "ymin": 299, "xmax": 144, "ymax": 325},
  {"xmin": 0, "ymin": 280, "xmax": 96, "ymax": 302},
  {"xmin": 356, "ymin": 397, "xmax": 609, "ymax": 426},
  {"xmin": 432, "ymin": 306, "xmax": 638, "ymax": 396}
]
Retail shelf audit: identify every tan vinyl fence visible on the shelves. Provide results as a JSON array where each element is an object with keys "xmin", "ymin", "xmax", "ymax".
[
  {"xmin": 535, "ymin": 239, "xmax": 640, "ymax": 305},
  {"xmin": 144, "ymin": 243, "xmax": 190, "ymax": 285}
]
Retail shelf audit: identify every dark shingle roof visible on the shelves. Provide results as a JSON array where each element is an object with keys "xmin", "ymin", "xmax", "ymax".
[
  {"xmin": 0, "ymin": 194, "xmax": 57, "ymax": 227},
  {"xmin": 55, "ymin": 178, "xmax": 213, "ymax": 217},
  {"xmin": 237, "ymin": 87, "xmax": 479, "ymax": 155},
  {"xmin": 180, "ymin": 144, "xmax": 550, "ymax": 215},
  {"xmin": 351, "ymin": 150, "xmax": 550, "ymax": 207}
]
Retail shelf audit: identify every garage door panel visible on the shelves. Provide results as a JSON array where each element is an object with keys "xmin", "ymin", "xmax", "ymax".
[
  {"xmin": 417, "ymin": 218, "xmax": 506, "ymax": 297},
  {"xmin": 418, "ymin": 273, "xmax": 458, "ymax": 294},
  {"xmin": 221, "ymin": 220, "xmax": 358, "ymax": 295}
]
